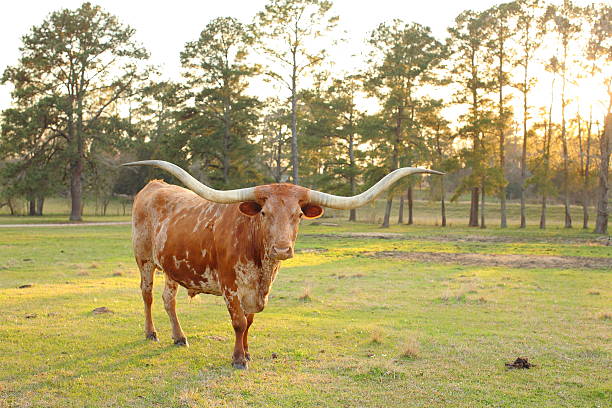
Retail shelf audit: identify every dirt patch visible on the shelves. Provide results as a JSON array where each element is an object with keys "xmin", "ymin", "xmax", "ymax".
[
  {"xmin": 304, "ymin": 232, "xmax": 609, "ymax": 246},
  {"xmin": 205, "ymin": 335, "xmax": 227, "ymax": 342},
  {"xmin": 295, "ymin": 248, "xmax": 329, "ymax": 254},
  {"xmin": 306, "ymin": 232, "xmax": 405, "ymax": 240},
  {"xmin": 363, "ymin": 250, "xmax": 612, "ymax": 270},
  {"xmin": 505, "ymin": 357, "xmax": 534, "ymax": 369}
]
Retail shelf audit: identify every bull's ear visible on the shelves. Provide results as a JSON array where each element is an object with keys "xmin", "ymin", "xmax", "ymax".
[
  {"xmin": 302, "ymin": 204, "xmax": 324, "ymax": 219},
  {"xmin": 239, "ymin": 201, "xmax": 262, "ymax": 216}
]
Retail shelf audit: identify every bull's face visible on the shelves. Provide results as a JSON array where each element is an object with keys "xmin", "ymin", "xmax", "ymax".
[{"xmin": 238, "ymin": 184, "xmax": 323, "ymax": 261}]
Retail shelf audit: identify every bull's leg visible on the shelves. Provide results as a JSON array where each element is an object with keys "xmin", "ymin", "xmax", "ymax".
[
  {"xmin": 223, "ymin": 290, "xmax": 248, "ymax": 369},
  {"xmin": 243, "ymin": 313, "xmax": 255, "ymax": 361},
  {"xmin": 162, "ymin": 275, "xmax": 188, "ymax": 346},
  {"xmin": 138, "ymin": 260, "xmax": 158, "ymax": 341}
]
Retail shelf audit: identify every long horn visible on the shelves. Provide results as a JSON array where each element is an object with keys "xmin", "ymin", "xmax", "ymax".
[
  {"xmin": 308, "ymin": 167, "xmax": 444, "ymax": 209},
  {"xmin": 122, "ymin": 160, "xmax": 256, "ymax": 203}
]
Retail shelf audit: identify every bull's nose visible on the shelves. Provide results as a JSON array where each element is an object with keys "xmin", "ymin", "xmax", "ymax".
[{"xmin": 271, "ymin": 246, "xmax": 293, "ymax": 260}]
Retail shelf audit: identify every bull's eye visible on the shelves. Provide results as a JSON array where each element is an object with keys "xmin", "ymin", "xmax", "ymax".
[{"xmin": 261, "ymin": 211, "xmax": 266, "ymax": 217}]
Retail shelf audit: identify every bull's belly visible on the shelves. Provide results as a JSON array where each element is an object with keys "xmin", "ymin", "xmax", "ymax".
[
  {"xmin": 157, "ymin": 257, "xmax": 222, "ymax": 296},
  {"xmin": 180, "ymin": 275, "xmax": 223, "ymax": 297}
]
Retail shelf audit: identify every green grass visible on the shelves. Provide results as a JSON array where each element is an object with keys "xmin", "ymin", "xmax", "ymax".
[
  {"xmin": 0, "ymin": 197, "xmax": 132, "ymax": 218},
  {"xmin": 0, "ymin": 220, "xmax": 610, "ymax": 407}
]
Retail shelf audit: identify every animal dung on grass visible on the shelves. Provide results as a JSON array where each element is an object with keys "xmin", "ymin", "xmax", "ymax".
[
  {"xmin": 505, "ymin": 357, "xmax": 534, "ymax": 369},
  {"xmin": 92, "ymin": 307, "xmax": 113, "ymax": 315}
]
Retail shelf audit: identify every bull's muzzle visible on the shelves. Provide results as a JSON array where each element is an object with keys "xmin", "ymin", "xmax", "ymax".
[{"xmin": 270, "ymin": 245, "xmax": 294, "ymax": 260}]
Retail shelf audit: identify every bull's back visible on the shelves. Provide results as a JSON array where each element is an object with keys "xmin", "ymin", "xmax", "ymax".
[{"xmin": 132, "ymin": 180, "xmax": 225, "ymax": 295}]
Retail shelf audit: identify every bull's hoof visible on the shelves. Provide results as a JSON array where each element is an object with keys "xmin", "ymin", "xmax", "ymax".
[
  {"xmin": 245, "ymin": 352, "xmax": 251, "ymax": 361},
  {"xmin": 174, "ymin": 338, "xmax": 189, "ymax": 347},
  {"xmin": 232, "ymin": 361, "xmax": 248, "ymax": 370},
  {"xmin": 145, "ymin": 332, "xmax": 158, "ymax": 341}
]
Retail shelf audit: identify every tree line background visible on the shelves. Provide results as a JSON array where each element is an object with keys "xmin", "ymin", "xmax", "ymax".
[{"xmin": 0, "ymin": 0, "xmax": 610, "ymax": 233}]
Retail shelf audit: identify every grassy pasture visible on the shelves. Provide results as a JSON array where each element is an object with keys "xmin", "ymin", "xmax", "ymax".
[{"xmin": 0, "ymin": 220, "xmax": 610, "ymax": 407}]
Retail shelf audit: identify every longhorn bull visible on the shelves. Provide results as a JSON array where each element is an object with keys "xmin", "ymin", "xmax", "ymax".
[{"xmin": 124, "ymin": 160, "xmax": 442, "ymax": 369}]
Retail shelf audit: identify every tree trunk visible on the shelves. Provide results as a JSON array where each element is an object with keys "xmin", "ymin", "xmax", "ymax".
[
  {"xmin": 519, "ymin": 47, "xmax": 529, "ymax": 229},
  {"xmin": 348, "ymin": 128, "xmax": 356, "ymax": 222},
  {"xmin": 102, "ymin": 199, "xmax": 110, "ymax": 216},
  {"xmin": 36, "ymin": 197, "xmax": 44, "ymax": 216},
  {"xmin": 583, "ymin": 110, "xmax": 593, "ymax": 229},
  {"xmin": 480, "ymin": 181, "xmax": 486, "ymax": 229},
  {"xmin": 561, "ymin": 125, "xmax": 572, "ymax": 229},
  {"xmin": 469, "ymin": 187, "xmax": 479, "ymax": 227},
  {"xmin": 560, "ymin": 48, "xmax": 571, "ymax": 228},
  {"xmin": 69, "ymin": 93, "xmax": 84, "ymax": 221},
  {"xmin": 540, "ymin": 123, "xmax": 552, "ymax": 230},
  {"xmin": 539, "ymin": 194, "xmax": 547, "ymax": 229},
  {"xmin": 383, "ymin": 106, "xmax": 401, "ymax": 229},
  {"xmin": 441, "ymin": 176, "xmax": 447, "ymax": 227},
  {"xmin": 290, "ymin": 55, "xmax": 299, "ymax": 185},
  {"xmin": 498, "ymin": 38, "xmax": 507, "ymax": 229},
  {"xmin": 7, "ymin": 198, "xmax": 15, "ymax": 216},
  {"xmin": 594, "ymin": 112, "xmax": 611, "ymax": 234},
  {"xmin": 381, "ymin": 198, "xmax": 393, "ymax": 228},
  {"xmin": 29, "ymin": 199, "xmax": 36, "ymax": 216},
  {"xmin": 222, "ymin": 91, "xmax": 232, "ymax": 185},
  {"xmin": 275, "ymin": 128, "xmax": 283, "ymax": 183},
  {"xmin": 69, "ymin": 157, "xmax": 83, "ymax": 221},
  {"xmin": 407, "ymin": 187, "xmax": 413, "ymax": 225},
  {"xmin": 397, "ymin": 195, "xmax": 404, "ymax": 224},
  {"xmin": 540, "ymin": 76, "xmax": 555, "ymax": 230}
]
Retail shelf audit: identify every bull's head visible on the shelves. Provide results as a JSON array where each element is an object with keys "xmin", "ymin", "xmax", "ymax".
[{"xmin": 122, "ymin": 160, "xmax": 443, "ymax": 261}]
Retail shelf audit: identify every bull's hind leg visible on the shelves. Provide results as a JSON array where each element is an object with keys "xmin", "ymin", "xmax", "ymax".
[
  {"xmin": 138, "ymin": 260, "xmax": 158, "ymax": 341},
  {"xmin": 163, "ymin": 275, "xmax": 188, "ymax": 346}
]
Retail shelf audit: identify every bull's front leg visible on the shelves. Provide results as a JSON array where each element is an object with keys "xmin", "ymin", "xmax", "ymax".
[
  {"xmin": 243, "ymin": 313, "xmax": 255, "ymax": 361},
  {"xmin": 223, "ymin": 287, "xmax": 248, "ymax": 369}
]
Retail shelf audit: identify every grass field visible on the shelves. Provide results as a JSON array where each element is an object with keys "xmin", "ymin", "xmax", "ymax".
[{"xmin": 0, "ymin": 216, "xmax": 610, "ymax": 407}]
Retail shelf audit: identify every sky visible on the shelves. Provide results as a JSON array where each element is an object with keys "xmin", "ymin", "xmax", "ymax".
[
  {"xmin": 0, "ymin": 0, "xmax": 529, "ymax": 111},
  {"xmin": 0, "ymin": 0, "xmax": 605, "ymax": 123}
]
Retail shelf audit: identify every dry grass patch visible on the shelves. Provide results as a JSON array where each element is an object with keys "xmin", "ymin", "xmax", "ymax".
[
  {"xmin": 399, "ymin": 336, "xmax": 420, "ymax": 359},
  {"xmin": 596, "ymin": 311, "xmax": 611, "ymax": 320},
  {"xmin": 298, "ymin": 285, "xmax": 312, "ymax": 301},
  {"xmin": 177, "ymin": 388, "xmax": 204, "ymax": 408},
  {"xmin": 370, "ymin": 329, "xmax": 383, "ymax": 344}
]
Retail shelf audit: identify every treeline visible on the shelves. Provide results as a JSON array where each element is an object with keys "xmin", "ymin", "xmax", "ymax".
[{"xmin": 0, "ymin": 0, "xmax": 610, "ymax": 233}]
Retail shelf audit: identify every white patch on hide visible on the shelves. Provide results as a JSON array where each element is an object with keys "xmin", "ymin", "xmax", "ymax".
[{"xmin": 234, "ymin": 258, "xmax": 280, "ymax": 314}]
